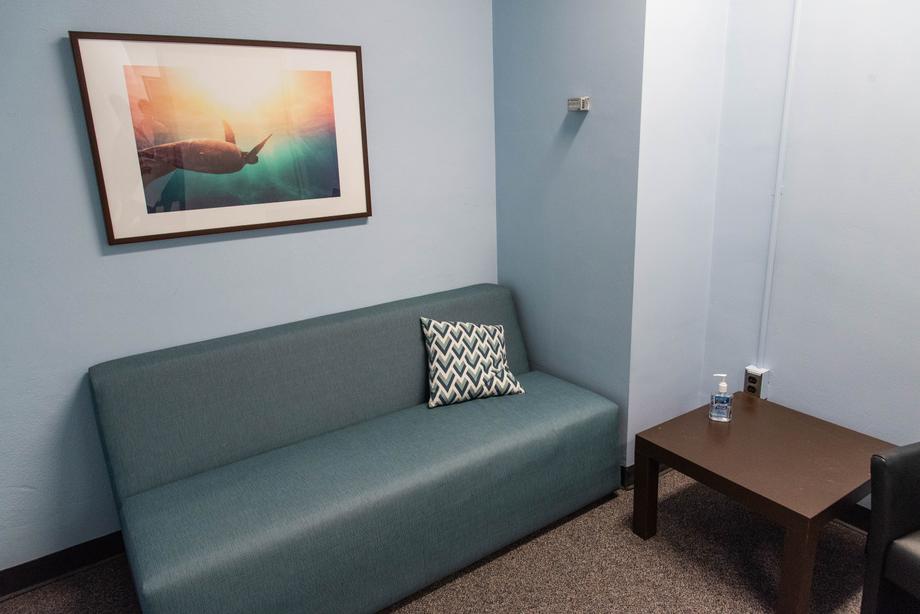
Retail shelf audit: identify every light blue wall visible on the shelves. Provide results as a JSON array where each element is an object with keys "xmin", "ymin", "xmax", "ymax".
[
  {"xmin": 0, "ymin": 0, "xmax": 497, "ymax": 570},
  {"xmin": 493, "ymin": 0, "xmax": 645, "ymax": 448}
]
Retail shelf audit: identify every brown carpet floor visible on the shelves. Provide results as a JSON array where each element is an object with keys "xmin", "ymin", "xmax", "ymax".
[{"xmin": 0, "ymin": 472, "xmax": 868, "ymax": 613}]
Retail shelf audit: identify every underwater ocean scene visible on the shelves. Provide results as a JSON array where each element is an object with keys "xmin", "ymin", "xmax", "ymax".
[{"xmin": 123, "ymin": 65, "xmax": 340, "ymax": 213}]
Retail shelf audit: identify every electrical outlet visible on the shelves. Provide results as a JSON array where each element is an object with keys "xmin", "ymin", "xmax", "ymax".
[{"xmin": 744, "ymin": 365, "xmax": 770, "ymax": 399}]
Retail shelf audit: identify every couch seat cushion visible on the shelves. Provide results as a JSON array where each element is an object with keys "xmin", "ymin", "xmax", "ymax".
[
  {"xmin": 119, "ymin": 370, "xmax": 619, "ymax": 614},
  {"xmin": 886, "ymin": 530, "xmax": 920, "ymax": 599}
]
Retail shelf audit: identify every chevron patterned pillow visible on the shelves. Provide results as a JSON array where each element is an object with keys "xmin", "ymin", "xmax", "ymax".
[{"xmin": 421, "ymin": 317, "xmax": 525, "ymax": 408}]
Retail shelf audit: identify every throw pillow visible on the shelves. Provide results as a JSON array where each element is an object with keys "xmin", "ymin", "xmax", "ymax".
[{"xmin": 421, "ymin": 317, "xmax": 525, "ymax": 408}]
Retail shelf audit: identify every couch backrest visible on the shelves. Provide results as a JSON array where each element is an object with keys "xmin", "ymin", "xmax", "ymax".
[{"xmin": 88, "ymin": 284, "xmax": 529, "ymax": 502}]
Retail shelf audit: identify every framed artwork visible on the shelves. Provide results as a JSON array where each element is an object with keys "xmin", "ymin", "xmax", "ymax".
[{"xmin": 69, "ymin": 32, "xmax": 371, "ymax": 244}]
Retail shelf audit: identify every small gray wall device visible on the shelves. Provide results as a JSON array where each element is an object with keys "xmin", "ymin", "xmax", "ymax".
[{"xmin": 567, "ymin": 96, "xmax": 591, "ymax": 111}]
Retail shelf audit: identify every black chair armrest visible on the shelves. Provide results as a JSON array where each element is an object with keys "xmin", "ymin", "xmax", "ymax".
[
  {"xmin": 871, "ymin": 443, "xmax": 920, "ymax": 545},
  {"xmin": 862, "ymin": 442, "xmax": 920, "ymax": 613}
]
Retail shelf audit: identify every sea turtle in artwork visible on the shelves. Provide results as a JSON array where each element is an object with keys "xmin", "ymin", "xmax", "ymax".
[{"xmin": 137, "ymin": 120, "xmax": 271, "ymax": 186}]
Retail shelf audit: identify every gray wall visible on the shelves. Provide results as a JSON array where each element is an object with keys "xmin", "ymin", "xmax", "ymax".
[
  {"xmin": 699, "ymin": 1, "xmax": 795, "ymax": 395},
  {"xmin": 626, "ymin": 0, "xmax": 729, "ymax": 463},
  {"xmin": 0, "ymin": 0, "xmax": 497, "ymax": 570},
  {"xmin": 698, "ymin": 0, "xmax": 920, "ymax": 451},
  {"xmin": 493, "ymin": 0, "xmax": 646, "ymax": 453},
  {"xmin": 762, "ymin": 0, "xmax": 920, "ymax": 447}
]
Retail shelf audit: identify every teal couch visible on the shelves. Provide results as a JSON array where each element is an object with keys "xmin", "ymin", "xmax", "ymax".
[{"xmin": 88, "ymin": 284, "xmax": 620, "ymax": 613}]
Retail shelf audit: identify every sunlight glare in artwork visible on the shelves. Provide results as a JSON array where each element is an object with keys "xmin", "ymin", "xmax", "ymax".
[{"xmin": 190, "ymin": 64, "xmax": 286, "ymax": 113}]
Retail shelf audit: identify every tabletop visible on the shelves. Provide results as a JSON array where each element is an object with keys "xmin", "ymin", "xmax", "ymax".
[{"xmin": 636, "ymin": 393, "xmax": 893, "ymax": 520}]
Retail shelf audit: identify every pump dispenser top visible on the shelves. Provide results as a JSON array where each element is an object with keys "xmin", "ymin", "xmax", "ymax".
[{"xmin": 714, "ymin": 374, "xmax": 728, "ymax": 394}]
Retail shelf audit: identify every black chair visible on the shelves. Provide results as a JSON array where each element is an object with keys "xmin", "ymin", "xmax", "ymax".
[{"xmin": 862, "ymin": 442, "xmax": 920, "ymax": 613}]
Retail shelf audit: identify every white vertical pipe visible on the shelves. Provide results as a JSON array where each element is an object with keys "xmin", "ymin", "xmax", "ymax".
[{"xmin": 755, "ymin": 0, "xmax": 803, "ymax": 367}]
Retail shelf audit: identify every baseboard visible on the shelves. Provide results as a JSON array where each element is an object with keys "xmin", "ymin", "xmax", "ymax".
[
  {"xmin": 835, "ymin": 502, "xmax": 871, "ymax": 533},
  {"xmin": 619, "ymin": 463, "xmax": 670, "ymax": 490},
  {"xmin": 620, "ymin": 464, "xmax": 634, "ymax": 489},
  {"xmin": 0, "ymin": 531, "xmax": 125, "ymax": 599}
]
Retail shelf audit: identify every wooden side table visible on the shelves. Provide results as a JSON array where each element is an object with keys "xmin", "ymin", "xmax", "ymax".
[{"xmin": 631, "ymin": 393, "xmax": 891, "ymax": 614}]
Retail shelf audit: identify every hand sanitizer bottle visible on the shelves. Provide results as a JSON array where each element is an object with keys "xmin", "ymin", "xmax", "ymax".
[{"xmin": 709, "ymin": 374, "xmax": 733, "ymax": 422}]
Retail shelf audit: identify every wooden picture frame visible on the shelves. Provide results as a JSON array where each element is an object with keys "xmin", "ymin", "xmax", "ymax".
[{"xmin": 69, "ymin": 31, "xmax": 371, "ymax": 244}]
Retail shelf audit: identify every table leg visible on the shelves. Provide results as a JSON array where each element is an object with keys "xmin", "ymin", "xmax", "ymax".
[
  {"xmin": 632, "ymin": 448, "xmax": 659, "ymax": 539},
  {"xmin": 776, "ymin": 521, "xmax": 820, "ymax": 614}
]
